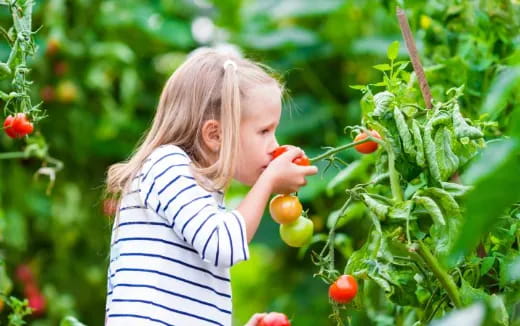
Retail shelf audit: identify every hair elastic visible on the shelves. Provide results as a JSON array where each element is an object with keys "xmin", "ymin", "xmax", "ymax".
[{"xmin": 223, "ymin": 59, "xmax": 237, "ymax": 71}]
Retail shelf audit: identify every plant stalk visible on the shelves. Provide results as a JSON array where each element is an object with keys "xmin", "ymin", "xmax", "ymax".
[{"xmin": 415, "ymin": 241, "xmax": 462, "ymax": 308}]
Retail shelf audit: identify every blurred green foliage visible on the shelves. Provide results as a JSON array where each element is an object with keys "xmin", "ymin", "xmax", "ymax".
[{"xmin": 0, "ymin": 0, "xmax": 518, "ymax": 325}]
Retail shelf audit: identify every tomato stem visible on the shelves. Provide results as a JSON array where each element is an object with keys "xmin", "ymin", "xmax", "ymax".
[
  {"xmin": 414, "ymin": 241, "xmax": 462, "ymax": 308},
  {"xmin": 309, "ymin": 138, "xmax": 375, "ymax": 163},
  {"xmin": 0, "ymin": 151, "xmax": 29, "ymax": 160},
  {"xmin": 365, "ymin": 131, "xmax": 403, "ymax": 203}
]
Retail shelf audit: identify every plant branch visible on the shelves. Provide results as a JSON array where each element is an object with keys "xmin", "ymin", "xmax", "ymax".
[{"xmin": 414, "ymin": 241, "xmax": 462, "ymax": 308}]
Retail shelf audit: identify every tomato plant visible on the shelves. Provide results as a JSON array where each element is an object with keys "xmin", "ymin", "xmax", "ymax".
[
  {"xmin": 269, "ymin": 194, "xmax": 302, "ymax": 224},
  {"xmin": 279, "ymin": 216, "xmax": 313, "ymax": 248},
  {"xmin": 328, "ymin": 275, "xmax": 358, "ymax": 304},
  {"xmin": 307, "ymin": 40, "xmax": 520, "ymax": 325},
  {"xmin": 258, "ymin": 312, "xmax": 291, "ymax": 326}
]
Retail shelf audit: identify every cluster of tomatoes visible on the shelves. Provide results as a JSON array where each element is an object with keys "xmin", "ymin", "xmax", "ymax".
[
  {"xmin": 15, "ymin": 264, "xmax": 47, "ymax": 316},
  {"xmin": 268, "ymin": 146, "xmax": 314, "ymax": 248},
  {"xmin": 3, "ymin": 113, "xmax": 34, "ymax": 138}
]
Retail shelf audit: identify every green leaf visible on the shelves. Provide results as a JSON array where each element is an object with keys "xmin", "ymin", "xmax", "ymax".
[
  {"xmin": 388, "ymin": 201, "xmax": 413, "ymax": 221},
  {"xmin": 481, "ymin": 66, "xmax": 520, "ymax": 120},
  {"xmin": 430, "ymin": 303, "xmax": 486, "ymax": 326},
  {"xmin": 373, "ymin": 64, "xmax": 391, "ymax": 71},
  {"xmin": 372, "ymin": 81, "xmax": 387, "ymax": 87},
  {"xmin": 60, "ymin": 316, "xmax": 87, "ymax": 326},
  {"xmin": 270, "ymin": 0, "xmax": 344, "ymax": 19},
  {"xmin": 499, "ymin": 250, "xmax": 520, "ymax": 287},
  {"xmin": 460, "ymin": 278, "xmax": 489, "ymax": 306},
  {"xmin": 326, "ymin": 201, "xmax": 365, "ymax": 229},
  {"xmin": 414, "ymin": 195, "xmax": 446, "ymax": 226},
  {"xmin": 448, "ymin": 139, "xmax": 520, "ymax": 266},
  {"xmin": 349, "ymin": 84, "xmax": 367, "ymax": 90},
  {"xmin": 326, "ymin": 160, "xmax": 364, "ymax": 194},
  {"xmin": 0, "ymin": 260, "xmax": 13, "ymax": 295},
  {"xmin": 387, "ymin": 41, "xmax": 399, "ymax": 60},
  {"xmin": 241, "ymin": 27, "xmax": 319, "ymax": 50},
  {"xmin": 480, "ymin": 256, "xmax": 495, "ymax": 276}
]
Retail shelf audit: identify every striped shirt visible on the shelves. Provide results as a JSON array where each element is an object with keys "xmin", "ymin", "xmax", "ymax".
[{"xmin": 105, "ymin": 144, "xmax": 249, "ymax": 326}]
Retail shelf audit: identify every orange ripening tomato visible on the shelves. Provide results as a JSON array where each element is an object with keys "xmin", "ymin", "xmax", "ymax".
[
  {"xmin": 269, "ymin": 194, "xmax": 302, "ymax": 224},
  {"xmin": 354, "ymin": 130, "xmax": 381, "ymax": 154},
  {"xmin": 329, "ymin": 274, "xmax": 358, "ymax": 304}
]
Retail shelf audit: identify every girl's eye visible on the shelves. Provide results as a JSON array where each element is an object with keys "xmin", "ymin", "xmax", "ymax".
[{"xmin": 261, "ymin": 129, "xmax": 270, "ymax": 134}]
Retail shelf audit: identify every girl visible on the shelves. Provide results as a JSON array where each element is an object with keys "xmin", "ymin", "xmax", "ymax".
[{"xmin": 104, "ymin": 48, "xmax": 317, "ymax": 326}]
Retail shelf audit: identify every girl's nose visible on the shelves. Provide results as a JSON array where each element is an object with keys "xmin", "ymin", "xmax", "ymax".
[{"xmin": 269, "ymin": 140, "xmax": 280, "ymax": 154}]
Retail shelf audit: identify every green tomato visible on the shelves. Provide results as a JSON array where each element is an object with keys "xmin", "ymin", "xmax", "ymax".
[{"xmin": 279, "ymin": 216, "xmax": 314, "ymax": 247}]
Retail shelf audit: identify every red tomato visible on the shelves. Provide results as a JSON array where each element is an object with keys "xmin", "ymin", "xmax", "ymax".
[
  {"xmin": 15, "ymin": 116, "xmax": 34, "ymax": 135},
  {"xmin": 329, "ymin": 275, "xmax": 358, "ymax": 304},
  {"xmin": 16, "ymin": 264, "xmax": 35, "ymax": 284},
  {"xmin": 292, "ymin": 156, "xmax": 310, "ymax": 166},
  {"xmin": 271, "ymin": 146, "xmax": 288, "ymax": 159},
  {"xmin": 3, "ymin": 115, "xmax": 17, "ymax": 138},
  {"xmin": 24, "ymin": 284, "xmax": 46, "ymax": 316},
  {"xmin": 40, "ymin": 85, "xmax": 55, "ymax": 102},
  {"xmin": 53, "ymin": 61, "xmax": 69, "ymax": 76},
  {"xmin": 269, "ymin": 194, "xmax": 302, "ymax": 224},
  {"xmin": 354, "ymin": 130, "xmax": 381, "ymax": 154},
  {"xmin": 3, "ymin": 113, "xmax": 34, "ymax": 138},
  {"xmin": 279, "ymin": 216, "xmax": 313, "ymax": 247},
  {"xmin": 270, "ymin": 146, "xmax": 311, "ymax": 166},
  {"xmin": 258, "ymin": 312, "xmax": 291, "ymax": 326}
]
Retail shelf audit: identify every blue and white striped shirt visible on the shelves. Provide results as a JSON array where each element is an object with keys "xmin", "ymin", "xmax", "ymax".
[{"xmin": 105, "ymin": 144, "xmax": 249, "ymax": 326}]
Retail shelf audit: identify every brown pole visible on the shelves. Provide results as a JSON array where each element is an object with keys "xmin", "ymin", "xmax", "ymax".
[{"xmin": 396, "ymin": 7, "xmax": 433, "ymax": 109}]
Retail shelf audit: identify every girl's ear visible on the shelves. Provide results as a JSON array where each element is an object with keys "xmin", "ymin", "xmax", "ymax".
[{"xmin": 201, "ymin": 119, "xmax": 221, "ymax": 152}]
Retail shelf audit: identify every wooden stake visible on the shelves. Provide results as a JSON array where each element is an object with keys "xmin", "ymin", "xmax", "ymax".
[{"xmin": 396, "ymin": 7, "xmax": 433, "ymax": 109}]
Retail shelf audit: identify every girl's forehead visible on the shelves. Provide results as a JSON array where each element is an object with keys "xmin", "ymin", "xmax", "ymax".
[{"xmin": 242, "ymin": 84, "xmax": 281, "ymax": 120}]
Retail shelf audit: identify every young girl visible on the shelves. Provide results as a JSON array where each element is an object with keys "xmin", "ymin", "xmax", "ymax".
[{"xmin": 104, "ymin": 48, "xmax": 317, "ymax": 326}]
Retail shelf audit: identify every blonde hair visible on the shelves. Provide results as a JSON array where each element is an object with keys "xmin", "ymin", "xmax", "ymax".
[{"xmin": 105, "ymin": 48, "xmax": 283, "ymax": 200}]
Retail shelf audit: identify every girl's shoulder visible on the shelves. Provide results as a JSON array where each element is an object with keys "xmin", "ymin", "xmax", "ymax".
[
  {"xmin": 140, "ymin": 144, "xmax": 192, "ymax": 178},
  {"xmin": 148, "ymin": 144, "xmax": 192, "ymax": 164}
]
